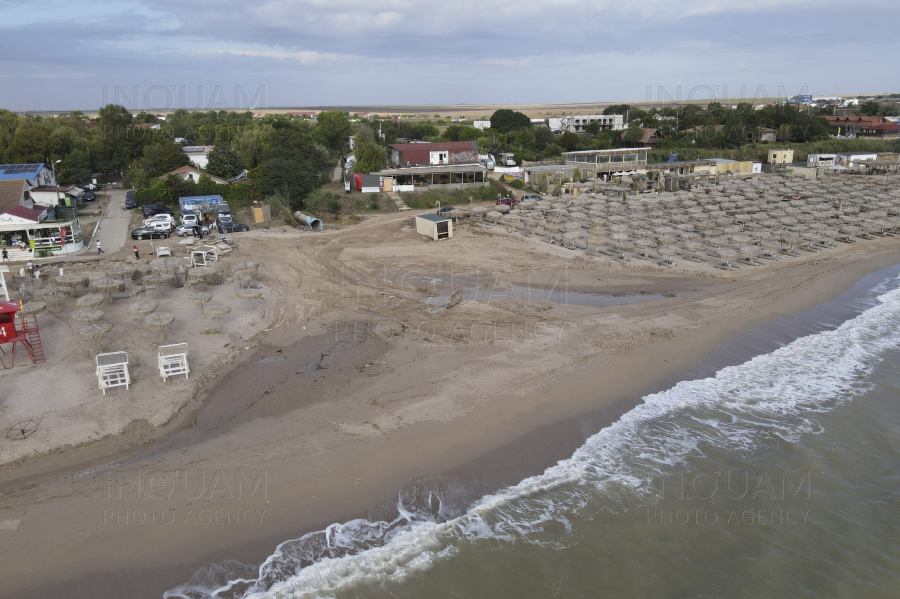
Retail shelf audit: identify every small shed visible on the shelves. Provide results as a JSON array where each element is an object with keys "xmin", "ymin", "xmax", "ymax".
[{"xmin": 415, "ymin": 213, "xmax": 453, "ymax": 241}]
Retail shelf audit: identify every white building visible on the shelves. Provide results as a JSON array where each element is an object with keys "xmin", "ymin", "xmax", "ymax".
[
  {"xmin": 183, "ymin": 146, "xmax": 213, "ymax": 169},
  {"xmin": 473, "ymin": 120, "xmax": 491, "ymax": 131},
  {"xmin": 563, "ymin": 114, "xmax": 624, "ymax": 133}
]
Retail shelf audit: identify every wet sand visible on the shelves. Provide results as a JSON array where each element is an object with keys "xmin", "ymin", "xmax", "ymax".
[{"xmin": 3, "ymin": 240, "xmax": 900, "ymax": 598}]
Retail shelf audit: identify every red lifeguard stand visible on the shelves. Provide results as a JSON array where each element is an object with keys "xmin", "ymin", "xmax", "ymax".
[{"xmin": 0, "ymin": 300, "xmax": 45, "ymax": 369}]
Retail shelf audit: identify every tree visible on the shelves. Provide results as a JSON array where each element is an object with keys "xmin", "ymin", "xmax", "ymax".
[
  {"xmin": 314, "ymin": 110, "xmax": 353, "ymax": 153},
  {"xmin": 604, "ymin": 104, "xmax": 630, "ymax": 116},
  {"xmin": 352, "ymin": 126, "xmax": 388, "ymax": 174},
  {"xmin": 489, "ymin": 109, "xmax": 531, "ymax": 133},
  {"xmin": 4, "ymin": 125, "xmax": 51, "ymax": 163},
  {"xmin": 534, "ymin": 127, "xmax": 554, "ymax": 151},
  {"xmin": 258, "ymin": 128, "xmax": 333, "ymax": 208},
  {"xmin": 206, "ymin": 143, "xmax": 246, "ymax": 178},
  {"xmin": 858, "ymin": 101, "xmax": 882, "ymax": 117},
  {"xmin": 585, "ymin": 121, "xmax": 601, "ymax": 136},
  {"xmin": 558, "ymin": 131, "xmax": 582, "ymax": 152},
  {"xmin": 622, "ymin": 125, "xmax": 645, "ymax": 144}
]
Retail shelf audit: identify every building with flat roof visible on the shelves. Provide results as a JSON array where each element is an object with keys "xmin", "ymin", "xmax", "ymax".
[
  {"xmin": 768, "ymin": 149, "xmax": 794, "ymax": 164},
  {"xmin": 562, "ymin": 148, "xmax": 648, "ymax": 177},
  {"xmin": 374, "ymin": 164, "xmax": 488, "ymax": 191},
  {"xmin": 563, "ymin": 115, "xmax": 624, "ymax": 133}
]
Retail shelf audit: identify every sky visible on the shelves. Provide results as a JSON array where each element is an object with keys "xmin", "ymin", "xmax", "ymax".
[{"xmin": 0, "ymin": 0, "xmax": 898, "ymax": 112}]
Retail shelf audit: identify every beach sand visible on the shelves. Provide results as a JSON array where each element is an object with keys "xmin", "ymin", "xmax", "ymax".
[{"xmin": 2, "ymin": 193, "xmax": 900, "ymax": 597}]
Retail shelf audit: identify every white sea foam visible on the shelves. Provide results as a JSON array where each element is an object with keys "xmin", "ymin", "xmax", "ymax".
[{"xmin": 166, "ymin": 278, "xmax": 900, "ymax": 599}]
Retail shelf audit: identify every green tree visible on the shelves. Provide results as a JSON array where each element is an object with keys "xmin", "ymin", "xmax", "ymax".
[
  {"xmin": 604, "ymin": 104, "xmax": 630, "ymax": 116},
  {"xmin": 489, "ymin": 109, "xmax": 531, "ymax": 133},
  {"xmin": 4, "ymin": 125, "xmax": 51, "ymax": 163},
  {"xmin": 352, "ymin": 126, "xmax": 388, "ymax": 174},
  {"xmin": 858, "ymin": 101, "xmax": 881, "ymax": 116},
  {"xmin": 622, "ymin": 125, "xmax": 645, "ymax": 144},
  {"xmin": 534, "ymin": 127, "xmax": 554, "ymax": 151},
  {"xmin": 558, "ymin": 131, "xmax": 582, "ymax": 152},
  {"xmin": 314, "ymin": 110, "xmax": 353, "ymax": 153},
  {"xmin": 58, "ymin": 149, "xmax": 92, "ymax": 184},
  {"xmin": 258, "ymin": 128, "xmax": 333, "ymax": 208},
  {"xmin": 206, "ymin": 143, "xmax": 246, "ymax": 178}
]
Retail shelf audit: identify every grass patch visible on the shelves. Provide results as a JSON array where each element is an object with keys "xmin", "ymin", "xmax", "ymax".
[{"xmin": 399, "ymin": 180, "xmax": 509, "ymax": 209}]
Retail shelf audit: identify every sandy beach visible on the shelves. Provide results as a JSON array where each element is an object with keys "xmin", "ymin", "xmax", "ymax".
[{"xmin": 2, "ymin": 179, "xmax": 900, "ymax": 598}]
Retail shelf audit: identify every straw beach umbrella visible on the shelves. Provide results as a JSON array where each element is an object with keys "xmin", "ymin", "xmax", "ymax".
[
  {"xmin": 128, "ymin": 285, "xmax": 148, "ymax": 300},
  {"xmin": 79, "ymin": 322, "xmax": 112, "ymax": 350},
  {"xmin": 128, "ymin": 299, "xmax": 158, "ymax": 317},
  {"xmin": 19, "ymin": 301, "xmax": 46, "ymax": 317},
  {"xmin": 236, "ymin": 287, "xmax": 262, "ymax": 310},
  {"xmin": 185, "ymin": 292, "xmax": 213, "ymax": 312},
  {"xmin": 90, "ymin": 277, "xmax": 125, "ymax": 298},
  {"xmin": 203, "ymin": 303, "xmax": 231, "ymax": 327},
  {"xmin": 35, "ymin": 285, "xmax": 71, "ymax": 311},
  {"xmin": 56, "ymin": 273, "xmax": 89, "ymax": 294},
  {"xmin": 144, "ymin": 312, "xmax": 174, "ymax": 343},
  {"xmin": 143, "ymin": 272, "xmax": 176, "ymax": 297},
  {"xmin": 76, "ymin": 293, "xmax": 106, "ymax": 309},
  {"xmin": 186, "ymin": 267, "xmax": 217, "ymax": 290},
  {"xmin": 71, "ymin": 309, "xmax": 104, "ymax": 324},
  {"xmin": 149, "ymin": 257, "xmax": 182, "ymax": 273},
  {"xmin": 106, "ymin": 265, "xmax": 137, "ymax": 280}
]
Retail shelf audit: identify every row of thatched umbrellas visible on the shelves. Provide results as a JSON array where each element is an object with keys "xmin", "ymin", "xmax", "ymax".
[
  {"xmin": 18, "ymin": 259, "xmax": 263, "ymax": 349},
  {"xmin": 491, "ymin": 173, "xmax": 900, "ymax": 263}
]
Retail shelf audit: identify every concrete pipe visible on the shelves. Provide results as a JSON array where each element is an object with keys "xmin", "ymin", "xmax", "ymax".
[{"xmin": 294, "ymin": 212, "xmax": 323, "ymax": 230}]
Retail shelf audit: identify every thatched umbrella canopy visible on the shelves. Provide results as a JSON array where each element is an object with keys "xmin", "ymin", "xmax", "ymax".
[
  {"xmin": 232, "ymin": 261, "xmax": 259, "ymax": 277},
  {"xmin": 90, "ymin": 277, "xmax": 125, "ymax": 298},
  {"xmin": 71, "ymin": 309, "xmax": 104, "ymax": 323},
  {"xmin": 185, "ymin": 292, "xmax": 213, "ymax": 312},
  {"xmin": 56, "ymin": 273, "xmax": 89, "ymax": 293},
  {"xmin": 79, "ymin": 322, "xmax": 113, "ymax": 350},
  {"xmin": 107, "ymin": 265, "xmax": 137, "ymax": 280},
  {"xmin": 35, "ymin": 285, "xmax": 72, "ymax": 311},
  {"xmin": 128, "ymin": 285, "xmax": 148, "ymax": 299},
  {"xmin": 143, "ymin": 272, "xmax": 176, "ymax": 297},
  {"xmin": 186, "ymin": 267, "xmax": 217, "ymax": 290},
  {"xmin": 20, "ymin": 301, "xmax": 46, "ymax": 317},
  {"xmin": 128, "ymin": 299, "xmax": 159, "ymax": 317},
  {"xmin": 149, "ymin": 257, "xmax": 183, "ymax": 273},
  {"xmin": 203, "ymin": 303, "xmax": 231, "ymax": 327},
  {"xmin": 236, "ymin": 287, "xmax": 262, "ymax": 310},
  {"xmin": 144, "ymin": 311, "xmax": 175, "ymax": 343},
  {"xmin": 76, "ymin": 293, "xmax": 106, "ymax": 309}
]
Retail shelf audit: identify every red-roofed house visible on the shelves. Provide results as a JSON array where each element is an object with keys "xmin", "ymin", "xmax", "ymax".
[
  {"xmin": 857, "ymin": 122, "xmax": 900, "ymax": 140},
  {"xmin": 389, "ymin": 141, "xmax": 478, "ymax": 167},
  {"xmin": 1, "ymin": 205, "xmax": 47, "ymax": 223},
  {"xmin": 620, "ymin": 128, "xmax": 666, "ymax": 149},
  {"xmin": 0, "ymin": 179, "xmax": 33, "ymax": 214}
]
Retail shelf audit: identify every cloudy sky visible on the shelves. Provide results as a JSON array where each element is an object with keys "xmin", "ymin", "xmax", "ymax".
[{"xmin": 1, "ymin": 0, "xmax": 897, "ymax": 112}]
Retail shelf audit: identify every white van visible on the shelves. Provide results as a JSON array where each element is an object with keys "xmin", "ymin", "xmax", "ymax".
[{"xmin": 143, "ymin": 214, "xmax": 174, "ymax": 228}]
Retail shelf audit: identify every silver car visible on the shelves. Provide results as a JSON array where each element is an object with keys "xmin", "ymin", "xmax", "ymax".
[{"xmin": 175, "ymin": 223, "xmax": 211, "ymax": 236}]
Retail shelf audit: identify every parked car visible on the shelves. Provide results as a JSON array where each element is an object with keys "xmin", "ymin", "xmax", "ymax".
[
  {"xmin": 82, "ymin": 190, "xmax": 96, "ymax": 201},
  {"xmin": 131, "ymin": 226, "xmax": 170, "ymax": 240},
  {"xmin": 175, "ymin": 223, "xmax": 211, "ymax": 236},
  {"xmin": 125, "ymin": 197, "xmax": 137, "ymax": 209},
  {"xmin": 180, "ymin": 211, "xmax": 200, "ymax": 226},
  {"xmin": 436, "ymin": 206, "xmax": 455, "ymax": 215},
  {"xmin": 126, "ymin": 190, "xmax": 134, "ymax": 198},
  {"xmin": 497, "ymin": 197, "xmax": 519, "ymax": 206},
  {"xmin": 215, "ymin": 203, "xmax": 233, "ymax": 222},
  {"xmin": 218, "ymin": 221, "xmax": 249, "ymax": 233},
  {"xmin": 141, "ymin": 203, "xmax": 174, "ymax": 217},
  {"xmin": 142, "ymin": 215, "xmax": 175, "ymax": 228},
  {"xmin": 521, "ymin": 194, "xmax": 541, "ymax": 201}
]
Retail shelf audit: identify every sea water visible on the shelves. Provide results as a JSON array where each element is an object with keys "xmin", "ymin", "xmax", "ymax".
[{"xmin": 167, "ymin": 267, "xmax": 900, "ymax": 599}]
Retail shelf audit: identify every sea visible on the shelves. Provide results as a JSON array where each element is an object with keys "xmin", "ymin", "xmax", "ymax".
[{"xmin": 166, "ymin": 264, "xmax": 900, "ymax": 599}]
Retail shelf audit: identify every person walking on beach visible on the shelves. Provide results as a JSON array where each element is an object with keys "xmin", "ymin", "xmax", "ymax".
[
  {"xmin": 1, "ymin": 248, "xmax": 8, "ymax": 261},
  {"xmin": 133, "ymin": 245, "xmax": 140, "ymax": 260},
  {"xmin": 96, "ymin": 240, "xmax": 104, "ymax": 254}
]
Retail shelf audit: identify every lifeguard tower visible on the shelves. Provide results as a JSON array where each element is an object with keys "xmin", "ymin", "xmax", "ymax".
[{"xmin": 0, "ymin": 300, "xmax": 45, "ymax": 369}]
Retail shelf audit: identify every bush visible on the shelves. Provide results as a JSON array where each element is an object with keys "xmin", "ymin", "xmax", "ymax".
[
  {"xmin": 369, "ymin": 194, "xmax": 380, "ymax": 210},
  {"xmin": 326, "ymin": 197, "xmax": 342, "ymax": 216}
]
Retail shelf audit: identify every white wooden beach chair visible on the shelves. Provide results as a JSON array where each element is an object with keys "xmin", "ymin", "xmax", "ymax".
[
  {"xmin": 158, "ymin": 343, "xmax": 189, "ymax": 382},
  {"xmin": 96, "ymin": 351, "xmax": 130, "ymax": 395}
]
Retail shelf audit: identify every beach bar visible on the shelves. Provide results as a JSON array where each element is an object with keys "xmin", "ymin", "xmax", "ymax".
[{"xmin": 0, "ymin": 208, "xmax": 84, "ymax": 260}]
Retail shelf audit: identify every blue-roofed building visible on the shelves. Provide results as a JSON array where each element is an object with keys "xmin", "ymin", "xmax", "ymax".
[{"xmin": 0, "ymin": 163, "xmax": 56, "ymax": 187}]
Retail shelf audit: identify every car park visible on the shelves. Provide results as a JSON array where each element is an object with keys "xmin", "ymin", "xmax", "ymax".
[
  {"xmin": 175, "ymin": 223, "xmax": 211, "ymax": 236},
  {"xmin": 497, "ymin": 197, "xmax": 519, "ymax": 206},
  {"xmin": 131, "ymin": 226, "xmax": 170, "ymax": 240},
  {"xmin": 218, "ymin": 221, "xmax": 249, "ymax": 233}
]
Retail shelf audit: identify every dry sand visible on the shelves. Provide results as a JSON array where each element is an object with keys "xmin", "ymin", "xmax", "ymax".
[{"xmin": 2, "ymin": 176, "xmax": 900, "ymax": 598}]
